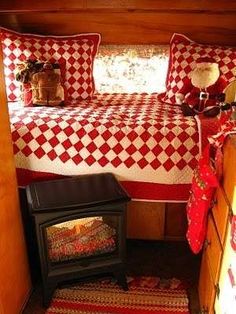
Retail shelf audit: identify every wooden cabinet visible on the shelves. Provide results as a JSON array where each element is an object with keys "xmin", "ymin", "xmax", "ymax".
[
  {"xmin": 214, "ymin": 136, "xmax": 236, "ymax": 313},
  {"xmin": 198, "ymin": 213, "xmax": 222, "ymax": 313},
  {"xmin": 205, "ymin": 215, "xmax": 223, "ymax": 282},
  {"xmin": 0, "ymin": 44, "xmax": 31, "ymax": 313},
  {"xmin": 198, "ymin": 135, "xmax": 236, "ymax": 314},
  {"xmin": 199, "ymin": 252, "xmax": 216, "ymax": 313},
  {"xmin": 127, "ymin": 201, "xmax": 187, "ymax": 240},
  {"xmin": 127, "ymin": 201, "xmax": 165, "ymax": 240},
  {"xmin": 212, "ymin": 187, "xmax": 229, "ymax": 246}
]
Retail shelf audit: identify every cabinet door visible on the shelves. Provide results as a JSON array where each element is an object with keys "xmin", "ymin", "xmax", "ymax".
[
  {"xmin": 164, "ymin": 203, "xmax": 187, "ymax": 240},
  {"xmin": 215, "ymin": 227, "xmax": 236, "ymax": 314},
  {"xmin": 222, "ymin": 138, "xmax": 236, "ymax": 210},
  {"xmin": 212, "ymin": 187, "xmax": 229, "ymax": 246},
  {"xmin": 205, "ymin": 215, "xmax": 223, "ymax": 283},
  {"xmin": 127, "ymin": 201, "xmax": 165, "ymax": 239},
  {"xmin": 199, "ymin": 253, "xmax": 216, "ymax": 314}
]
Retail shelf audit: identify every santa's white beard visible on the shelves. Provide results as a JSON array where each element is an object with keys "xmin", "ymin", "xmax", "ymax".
[{"xmin": 191, "ymin": 64, "xmax": 220, "ymax": 89}]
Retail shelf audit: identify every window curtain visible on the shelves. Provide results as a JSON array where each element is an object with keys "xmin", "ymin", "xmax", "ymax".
[{"xmin": 94, "ymin": 45, "xmax": 169, "ymax": 93}]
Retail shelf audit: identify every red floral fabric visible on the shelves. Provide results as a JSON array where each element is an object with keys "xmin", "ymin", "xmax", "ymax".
[
  {"xmin": 186, "ymin": 145, "xmax": 218, "ymax": 254},
  {"xmin": 187, "ymin": 114, "xmax": 236, "ymax": 254}
]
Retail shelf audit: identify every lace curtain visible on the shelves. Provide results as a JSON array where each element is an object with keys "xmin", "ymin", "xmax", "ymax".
[{"xmin": 94, "ymin": 45, "xmax": 169, "ymax": 93}]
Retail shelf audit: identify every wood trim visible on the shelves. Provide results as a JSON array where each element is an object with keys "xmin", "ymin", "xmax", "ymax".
[
  {"xmin": 0, "ymin": 0, "xmax": 85, "ymax": 12},
  {"xmin": 86, "ymin": 0, "xmax": 236, "ymax": 12},
  {"xmin": 0, "ymin": 11, "xmax": 236, "ymax": 45},
  {"xmin": 1, "ymin": 1, "xmax": 236, "ymax": 13}
]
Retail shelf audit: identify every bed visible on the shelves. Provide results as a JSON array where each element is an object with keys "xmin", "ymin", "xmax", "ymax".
[
  {"xmin": 9, "ymin": 92, "xmax": 219, "ymax": 202},
  {"xmin": 1, "ymin": 0, "xmax": 236, "ymax": 240}
]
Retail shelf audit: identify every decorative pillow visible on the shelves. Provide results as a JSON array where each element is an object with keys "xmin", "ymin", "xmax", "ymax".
[
  {"xmin": 159, "ymin": 33, "xmax": 236, "ymax": 104},
  {"xmin": 0, "ymin": 28, "xmax": 101, "ymax": 102}
]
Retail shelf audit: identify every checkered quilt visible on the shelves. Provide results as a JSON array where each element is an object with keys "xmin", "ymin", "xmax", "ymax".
[{"xmin": 9, "ymin": 93, "xmax": 219, "ymax": 201}]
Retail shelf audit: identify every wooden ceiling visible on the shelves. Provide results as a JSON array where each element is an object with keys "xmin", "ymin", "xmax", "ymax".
[{"xmin": 0, "ymin": 0, "xmax": 236, "ymax": 45}]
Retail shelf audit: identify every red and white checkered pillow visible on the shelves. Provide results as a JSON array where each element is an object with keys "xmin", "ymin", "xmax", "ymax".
[
  {"xmin": 159, "ymin": 33, "xmax": 236, "ymax": 104},
  {"xmin": 0, "ymin": 28, "xmax": 101, "ymax": 102}
]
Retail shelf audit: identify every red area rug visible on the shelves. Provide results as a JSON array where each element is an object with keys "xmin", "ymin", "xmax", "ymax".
[{"xmin": 46, "ymin": 276, "xmax": 190, "ymax": 314}]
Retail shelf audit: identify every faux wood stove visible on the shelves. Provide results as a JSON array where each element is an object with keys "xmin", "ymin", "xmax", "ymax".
[{"xmin": 26, "ymin": 173, "xmax": 130, "ymax": 307}]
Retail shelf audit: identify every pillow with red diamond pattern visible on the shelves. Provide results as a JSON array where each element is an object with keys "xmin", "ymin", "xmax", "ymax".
[
  {"xmin": 158, "ymin": 33, "xmax": 236, "ymax": 104},
  {"xmin": 0, "ymin": 28, "xmax": 101, "ymax": 102}
]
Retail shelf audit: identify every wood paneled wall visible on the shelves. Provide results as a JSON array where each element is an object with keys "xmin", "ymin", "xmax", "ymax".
[
  {"xmin": 0, "ymin": 0, "xmax": 236, "ymax": 45},
  {"xmin": 0, "ymin": 45, "xmax": 31, "ymax": 314}
]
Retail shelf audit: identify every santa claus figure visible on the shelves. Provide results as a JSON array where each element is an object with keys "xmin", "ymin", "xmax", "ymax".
[{"xmin": 176, "ymin": 57, "xmax": 227, "ymax": 116}]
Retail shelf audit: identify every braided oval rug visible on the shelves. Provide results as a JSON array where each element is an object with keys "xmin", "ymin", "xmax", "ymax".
[{"xmin": 46, "ymin": 276, "xmax": 189, "ymax": 314}]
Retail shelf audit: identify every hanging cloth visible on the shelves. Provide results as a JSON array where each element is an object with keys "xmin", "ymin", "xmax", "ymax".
[
  {"xmin": 186, "ymin": 113, "xmax": 236, "ymax": 254},
  {"xmin": 186, "ymin": 144, "xmax": 219, "ymax": 254}
]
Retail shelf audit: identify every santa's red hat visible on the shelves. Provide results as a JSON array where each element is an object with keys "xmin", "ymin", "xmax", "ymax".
[{"xmin": 196, "ymin": 56, "xmax": 217, "ymax": 64}]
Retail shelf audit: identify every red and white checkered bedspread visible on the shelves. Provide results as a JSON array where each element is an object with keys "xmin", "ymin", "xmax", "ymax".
[{"xmin": 9, "ymin": 93, "xmax": 219, "ymax": 201}]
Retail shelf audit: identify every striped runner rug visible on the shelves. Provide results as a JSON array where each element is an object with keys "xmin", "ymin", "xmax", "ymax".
[{"xmin": 46, "ymin": 276, "xmax": 190, "ymax": 314}]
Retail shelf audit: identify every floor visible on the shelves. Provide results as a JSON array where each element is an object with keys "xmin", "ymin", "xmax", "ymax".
[{"xmin": 23, "ymin": 239, "xmax": 201, "ymax": 314}]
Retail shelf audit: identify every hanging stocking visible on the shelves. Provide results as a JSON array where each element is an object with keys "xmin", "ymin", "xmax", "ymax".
[{"xmin": 186, "ymin": 145, "xmax": 219, "ymax": 254}]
